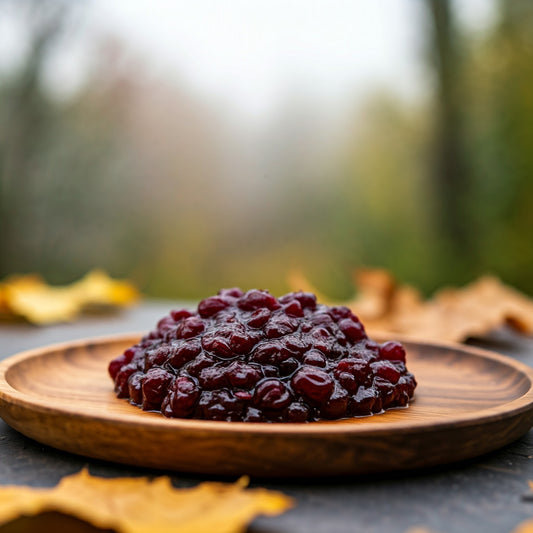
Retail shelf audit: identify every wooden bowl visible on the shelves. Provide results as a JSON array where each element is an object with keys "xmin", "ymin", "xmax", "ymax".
[{"xmin": 1, "ymin": 333, "xmax": 533, "ymax": 477}]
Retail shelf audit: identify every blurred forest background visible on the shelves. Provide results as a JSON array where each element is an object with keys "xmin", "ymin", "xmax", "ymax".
[{"xmin": 1, "ymin": 0, "xmax": 532, "ymax": 300}]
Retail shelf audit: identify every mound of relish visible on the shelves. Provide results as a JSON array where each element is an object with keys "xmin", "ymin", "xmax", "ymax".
[{"xmin": 109, "ymin": 288, "xmax": 416, "ymax": 422}]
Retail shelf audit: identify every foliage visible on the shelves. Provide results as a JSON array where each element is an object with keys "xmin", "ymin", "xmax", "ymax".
[{"xmin": 1, "ymin": 0, "xmax": 533, "ymax": 299}]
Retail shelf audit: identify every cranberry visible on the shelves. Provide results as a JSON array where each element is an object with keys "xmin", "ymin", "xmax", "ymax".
[
  {"xmin": 328, "ymin": 306, "xmax": 353, "ymax": 320},
  {"xmin": 311, "ymin": 313, "xmax": 335, "ymax": 330},
  {"xmin": 168, "ymin": 340, "xmax": 202, "ymax": 368},
  {"xmin": 219, "ymin": 287, "xmax": 244, "ymax": 298},
  {"xmin": 142, "ymin": 368, "xmax": 174, "ymax": 409},
  {"xmin": 226, "ymin": 361, "xmax": 261, "ymax": 388},
  {"xmin": 163, "ymin": 376, "xmax": 199, "ymax": 418},
  {"xmin": 338, "ymin": 318, "xmax": 366, "ymax": 342},
  {"xmin": 176, "ymin": 317, "xmax": 204, "ymax": 339},
  {"xmin": 109, "ymin": 349, "xmax": 135, "ymax": 380},
  {"xmin": 198, "ymin": 366, "xmax": 228, "ymax": 390},
  {"xmin": 229, "ymin": 329, "xmax": 260, "ymax": 354},
  {"xmin": 294, "ymin": 292, "xmax": 317, "ymax": 308},
  {"xmin": 204, "ymin": 337, "xmax": 232, "ymax": 358},
  {"xmin": 303, "ymin": 350, "xmax": 327, "ymax": 367},
  {"xmin": 285, "ymin": 402, "xmax": 310, "ymax": 422},
  {"xmin": 284, "ymin": 300, "xmax": 304, "ymax": 317},
  {"xmin": 265, "ymin": 315, "xmax": 298, "ymax": 338},
  {"xmin": 321, "ymin": 384, "xmax": 349, "ymax": 419},
  {"xmin": 281, "ymin": 291, "xmax": 317, "ymax": 309},
  {"xmin": 187, "ymin": 353, "xmax": 216, "ymax": 377},
  {"xmin": 371, "ymin": 361, "xmax": 401, "ymax": 384},
  {"xmin": 110, "ymin": 287, "xmax": 416, "ymax": 422},
  {"xmin": 311, "ymin": 327, "xmax": 331, "ymax": 339},
  {"xmin": 252, "ymin": 341, "xmax": 284, "ymax": 364},
  {"xmin": 156, "ymin": 315, "xmax": 175, "ymax": 334},
  {"xmin": 337, "ymin": 371, "xmax": 358, "ymax": 393},
  {"xmin": 247, "ymin": 308, "xmax": 271, "ymax": 328},
  {"xmin": 114, "ymin": 363, "xmax": 137, "ymax": 397},
  {"xmin": 279, "ymin": 357, "xmax": 300, "ymax": 376},
  {"xmin": 238, "ymin": 289, "xmax": 279, "ymax": 311},
  {"xmin": 127, "ymin": 372, "xmax": 144, "ymax": 405},
  {"xmin": 311, "ymin": 332, "xmax": 332, "ymax": 354},
  {"xmin": 283, "ymin": 335, "xmax": 311, "ymax": 355},
  {"xmin": 254, "ymin": 379, "xmax": 292, "ymax": 410},
  {"xmin": 379, "ymin": 341, "xmax": 406, "ymax": 362},
  {"xmin": 199, "ymin": 390, "xmax": 243, "ymax": 421},
  {"xmin": 350, "ymin": 387, "xmax": 379, "ymax": 415},
  {"xmin": 198, "ymin": 296, "xmax": 229, "ymax": 318},
  {"xmin": 292, "ymin": 366, "xmax": 334, "ymax": 404},
  {"xmin": 170, "ymin": 309, "xmax": 193, "ymax": 321},
  {"xmin": 144, "ymin": 345, "xmax": 172, "ymax": 371},
  {"xmin": 373, "ymin": 377, "xmax": 396, "ymax": 408},
  {"xmin": 335, "ymin": 358, "xmax": 372, "ymax": 386}
]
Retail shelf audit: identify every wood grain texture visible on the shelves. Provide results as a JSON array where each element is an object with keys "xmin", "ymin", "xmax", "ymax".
[{"xmin": 1, "ymin": 333, "xmax": 533, "ymax": 477}]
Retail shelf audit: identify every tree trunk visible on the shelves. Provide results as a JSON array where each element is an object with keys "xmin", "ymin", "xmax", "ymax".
[{"xmin": 426, "ymin": 0, "xmax": 471, "ymax": 259}]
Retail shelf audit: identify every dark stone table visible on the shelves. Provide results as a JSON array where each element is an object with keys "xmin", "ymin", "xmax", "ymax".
[{"xmin": 2, "ymin": 301, "xmax": 533, "ymax": 532}]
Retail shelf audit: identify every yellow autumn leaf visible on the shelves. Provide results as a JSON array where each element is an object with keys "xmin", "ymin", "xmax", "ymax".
[
  {"xmin": 0, "ymin": 469, "xmax": 292, "ymax": 533},
  {"xmin": 513, "ymin": 519, "xmax": 533, "ymax": 533},
  {"xmin": 70, "ymin": 270, "xmax": 140, "ymax": 308},
  {"xmin": 0, "ymin": 270, "xmax": 139, "ymax": 325}
]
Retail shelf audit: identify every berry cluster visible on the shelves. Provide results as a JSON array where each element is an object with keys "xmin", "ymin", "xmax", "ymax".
[{"xmin": 109, "ymin": 288, "xmax": 416, "ymax": 422}]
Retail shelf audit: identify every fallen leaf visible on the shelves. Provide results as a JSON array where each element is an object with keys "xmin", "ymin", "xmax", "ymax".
[
  {"xmin": 71, "ymin": 270, "xmax": 140, "ymax": 308},
  {"xmin": 391, "ymin": 276, "xmax": 533, "ymax": 342},
  {"xmin": 288, "ymin": 269, "xmax": 533, "ymax": 343},
  {"xmin": 513, "ymin": 519, "xmax": 533, "ymax": 533},
  {"xmin": 0, "ymin": 469, "xmax": 292, "ymax": 533},
  {"xmin": 0, "ymin": 270, "xmax": 139, "ymax": 325}
]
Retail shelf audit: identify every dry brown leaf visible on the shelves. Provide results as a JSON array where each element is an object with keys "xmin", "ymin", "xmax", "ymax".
[
  {"xmin": 391, "ymin": 276, "xmax": 533, "ymax": 342},
  {"xmin": 0, "ymin": 270, "xmax": 139, "ymax": 325},
  {"xmin": 288, "ymin": 268, "xmax": 533, "ymax": 343},
  {"xmin": 0, "ymin": 469, "xmax": 292, "ymax": 533},
  {"xmin": 288, "ymin": 268, "xmax": 423, "ymax": 333}
]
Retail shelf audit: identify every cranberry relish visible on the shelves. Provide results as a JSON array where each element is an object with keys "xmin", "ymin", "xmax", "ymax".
[{"xmin": 109, "ymin": 288, "xmax": 416, "ymax": 422}]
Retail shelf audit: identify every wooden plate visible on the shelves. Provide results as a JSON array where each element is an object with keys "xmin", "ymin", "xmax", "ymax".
[{"xmin": 1, "ymin": 334, "xmax": 533, "ymax": 477}]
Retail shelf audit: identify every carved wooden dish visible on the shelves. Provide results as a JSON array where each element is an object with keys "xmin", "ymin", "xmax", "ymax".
[{"xmin": 1, "ymin": 334, "xmax": 533, "ymax": 477}]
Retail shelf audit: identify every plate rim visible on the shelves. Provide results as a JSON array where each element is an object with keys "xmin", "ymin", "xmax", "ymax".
[{"xmin": 1, "ymin": 332, "xmax": 533, "ymax": 437}]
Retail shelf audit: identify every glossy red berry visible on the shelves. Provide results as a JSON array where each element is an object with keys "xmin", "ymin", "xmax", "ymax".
[
  {"xmin": 292, "ymin": 366, "xmax": 334, "ymax": 404},
  {"xmin": 142, "ymin": 367, "xmax": 174, "ymax": 410},
  {"xmin": 254, "ymin": 379, "xmax": 292, "ymax": 410},
  {"xmin": 198, "ymin": 296, "xmax": 229, "ymax": 318},
  {"xmin": 110, "ymin": 288, "xmax": 416, "ymax": 422},
  {"xmin": 379, "ymin": 341, "xmax": 406, "ymax": 362}
]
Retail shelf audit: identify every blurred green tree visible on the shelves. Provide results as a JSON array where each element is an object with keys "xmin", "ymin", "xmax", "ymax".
[
  {"xmin": 425, "ymin": 0, "xmax": 474, "ymax": 277},
  {"xmin": 1, "ymin": 0, "xmax": 533, "ymax": 299},
  {"xmin": 465, "ymin": 0, "xmax": 533, "ymax": 293},
  {"xmin": 0, "ymin": 1, "xmax": 68, "ymax": 276}
]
